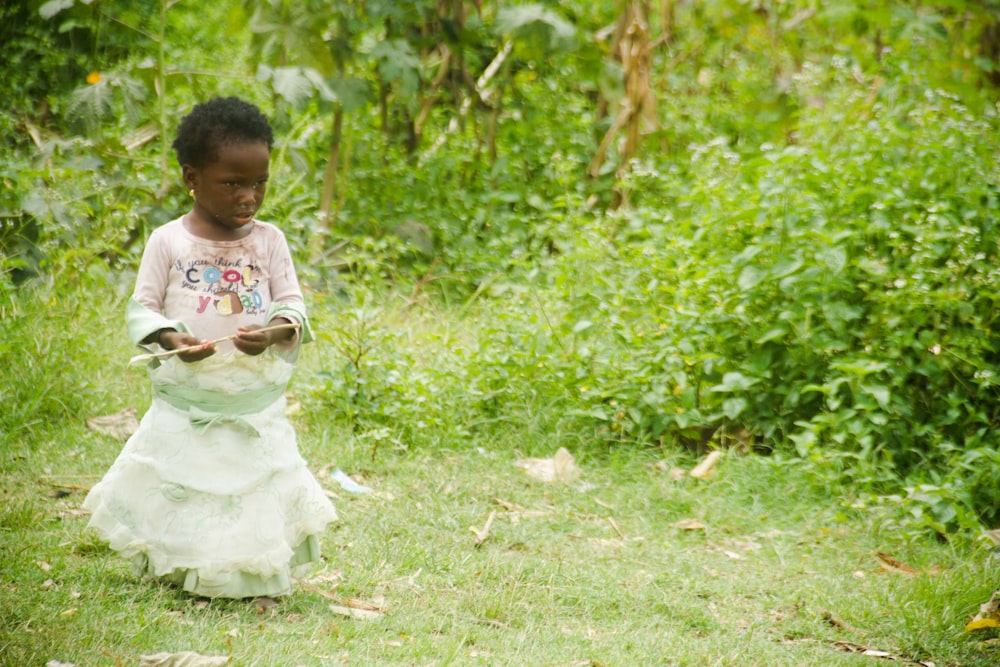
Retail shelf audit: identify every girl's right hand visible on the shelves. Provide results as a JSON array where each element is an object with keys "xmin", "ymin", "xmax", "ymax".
[{"xmin": 159, "ymin": 330, "xmax": 216, "ymax": 362}]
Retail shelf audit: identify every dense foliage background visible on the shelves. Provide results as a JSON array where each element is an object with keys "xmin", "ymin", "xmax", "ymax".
[{"xmin": 3, "ymin": 0, "xmax": 1000, "ymax": 539}]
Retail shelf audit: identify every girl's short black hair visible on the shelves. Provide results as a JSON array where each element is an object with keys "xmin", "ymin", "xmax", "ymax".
[{"xmin": 172, "ymin": 96, "xmax": 274, "ymax": 168}]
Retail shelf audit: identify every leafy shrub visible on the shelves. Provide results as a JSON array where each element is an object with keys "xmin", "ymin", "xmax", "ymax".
[{"xmin": 529, "ymin": 61, "xmax": 1000, "ymax": 533}]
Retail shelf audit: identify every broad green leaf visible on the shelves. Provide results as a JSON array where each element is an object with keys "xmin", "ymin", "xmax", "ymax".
[
  {"xmin": 755, "ymin": 327, "xmax": 788, "ymax": 344},
  {"xmin": 820, "ymin": 246, "xmax": 848, "ymax": 274},
  {"xmin": 738, "ymin": 265, "xmax": 767, "ymax": 290},
  {"xmin": 303, "ymin": 69, "xmax": 339, "ymax": 103},
  {"xmin": 258, "ymin": 65, "xmax": 314, "ymax": 106},
  {"xmin": 495, "ymin": 4, "xmax": 576, "ymax": 48},
  {"xmin": 710, "ymin": 372, "xmax": 759, "ymax": 393},
  {"xmin": 39, "ymin": 0, "xmax": 75, "ymax": 19},
  {"xmin": 772, "ymin": 258, "xmax": 803, "ymax": 279},
  {"xmin": 722, "ymin": 398, "xmax": 748, "ymax": 420},
  {"xmin": 372, "ymin": 39, "xmax": 421, "ymax": 97},
  {"xmin": 862, "ymin": 384, "xmax": 891, "ymax": 410}
]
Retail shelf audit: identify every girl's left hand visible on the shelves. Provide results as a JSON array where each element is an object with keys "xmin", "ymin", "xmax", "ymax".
[{"xmin": 234, "ymin": 318, "xmax": 294, "ymax": 356}]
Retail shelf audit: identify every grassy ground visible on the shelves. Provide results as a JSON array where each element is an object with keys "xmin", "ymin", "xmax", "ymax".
[{"xmin": 1, "ymin": 291, "xmax": 998, "ymax": 666}]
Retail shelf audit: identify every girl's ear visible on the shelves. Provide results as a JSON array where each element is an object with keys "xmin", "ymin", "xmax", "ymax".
[{"xmin": 182, "ymin": 165, "xmax": 198, "ymax": 190}]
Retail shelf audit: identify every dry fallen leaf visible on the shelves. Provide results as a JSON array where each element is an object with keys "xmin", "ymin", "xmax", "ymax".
[
  {"xmin": 329, "ymin": 603, "xmax": 383, "ymax": 620},
  {"xmin": 982, "ymin": 529, "xmax": 1000, "ymax": 546},
  {"xmin": 294, "ymin": 577, "xmax": 343, "ymax": 602},
  {"xmin": 874, "ymin": 551, "xmax": 919, "ymax": 575},
  {"xmin": 689, "ymin": 451, "xmax": 723, "ymax": 480},
  {"xmin": 514, "ymin": 447, "xmax": 580, "ymax": 482},
  {"xmin": 966, "ymin": 617, "xmax": 1000, "ymax": 631},
  {"xmin": 86, "ymin": 408, "xmax": 139, "ymax": 440},
  {"xmin": 784, "ymin": 637, "xmax": 935, "ymax": 666},
  {"xmin": 966, "ymin": 588, "xmax": 1000, "ymax": 632},
  {"xmin": 873, "ymin": 551, "xmax": 943, "ymax": 576},
  {"xmin": 139, "ymin": 652, "xmax": 231, "ymax": 667},
  {"xmin": 675, "ymin": 518, "xmax": 706, "ymax": 531},
  {"xmin": 299, "ymin": 577, "xmax": 385, "ymax": 619},
  {"xmin": 830, "ymin": 640, "xmax": 935, "ymax": 665}
]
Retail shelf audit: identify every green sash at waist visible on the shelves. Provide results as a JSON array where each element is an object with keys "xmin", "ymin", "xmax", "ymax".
[{"xmin": 153, "ymin": 383, "xmax": 285, "ymax": 437}]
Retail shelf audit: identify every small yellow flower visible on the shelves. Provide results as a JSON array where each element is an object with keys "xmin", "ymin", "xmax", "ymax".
[
  {"xmin": 676, "ymin": 407, "xmax": 686, "ymax": 414},
  {"xmin": 86, "ymin": 72, "xmax": 102, "ymax": 85},
  {"xmin": 580, "ymin": 386, "xmax": 589, "ymax": 393}
]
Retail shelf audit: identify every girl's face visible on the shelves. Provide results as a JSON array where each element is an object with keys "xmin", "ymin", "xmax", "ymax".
[{"xmin": 183, "ymin": 141, "xmax": 270, "ymax": 238}]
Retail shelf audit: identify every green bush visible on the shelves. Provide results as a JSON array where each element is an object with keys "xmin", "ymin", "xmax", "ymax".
[{"xmin": 529, "ymin": 62, "xmax": 1000, "ymax": 533}]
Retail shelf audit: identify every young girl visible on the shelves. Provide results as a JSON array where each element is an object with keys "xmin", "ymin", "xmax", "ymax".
[{"xmin": 84, "ymin": 96, "xmax": 337, "ymax": 600}]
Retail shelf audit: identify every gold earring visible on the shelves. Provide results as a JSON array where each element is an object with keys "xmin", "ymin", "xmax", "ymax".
[{"xmin": 189, "ymin": 188, "xmax": 195, "ymax": 197}]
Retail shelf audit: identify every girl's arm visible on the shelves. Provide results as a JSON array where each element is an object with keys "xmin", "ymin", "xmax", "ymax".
[
  {"xmin": 233, "ymin": 226, "xmax": 312, "ymax": 356},
  {"xmin": 128, "ymin": 226, "xmax": 215, "ymax": 362}
]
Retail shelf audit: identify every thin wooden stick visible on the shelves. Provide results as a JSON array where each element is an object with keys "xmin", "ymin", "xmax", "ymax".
[
  {"xmin": 470, "ymin": 510, "xmax": 497, "ymax": 548},
  {"xmin": 47, "ymin": 482, "xmax": 92, "ymax": 491},
  {"xmin": 127, "ymin": 322, "xmax": 300, "ymax": 366}
]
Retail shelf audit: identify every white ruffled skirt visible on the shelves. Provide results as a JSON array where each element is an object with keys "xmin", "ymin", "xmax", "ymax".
[{"xmin": 83, "ymin": 351, "xmax": 337, "ymax": 598}]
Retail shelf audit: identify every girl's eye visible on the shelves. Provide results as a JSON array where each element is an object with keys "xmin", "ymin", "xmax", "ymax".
[{"xmin": 222, "ymin": 181, "xmax": 267, "ymax": 191}]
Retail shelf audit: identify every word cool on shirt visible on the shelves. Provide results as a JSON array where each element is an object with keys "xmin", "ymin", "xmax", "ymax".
[{"xmin": 179, "ymin": 258, "xmax": 264, "ymax": 317}]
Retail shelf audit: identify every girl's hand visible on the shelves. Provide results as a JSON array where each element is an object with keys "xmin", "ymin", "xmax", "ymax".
[
  {"xmin": 234, "ymin": 318, "xmax": 295, "ymax": 356},
  {"xmin": 159, "ymin": 330, "xmax": 216, "ymax": 362}
]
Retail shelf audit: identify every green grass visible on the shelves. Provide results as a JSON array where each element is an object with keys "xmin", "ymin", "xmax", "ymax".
[
  {"xmin": 3, "ymin": 430, "xmax": 997, "ymax": 665},
  {"xmin": 1, "ymin": 286, "xmax": 998, "ymax": 666}
]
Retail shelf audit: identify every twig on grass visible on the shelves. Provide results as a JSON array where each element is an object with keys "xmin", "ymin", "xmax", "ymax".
[
  {"xmin": 46, "ymin": 482, "xmax": 92, "ymax": 491},
  {"xmin": 470, "ymin": 510, "xmax": 496, "ymax": 548}
]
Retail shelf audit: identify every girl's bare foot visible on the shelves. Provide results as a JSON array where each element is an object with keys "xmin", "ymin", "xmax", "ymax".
[{"xmin": 253, "ymin": 596, "xmax": 279, "ymax": 614}]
